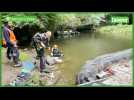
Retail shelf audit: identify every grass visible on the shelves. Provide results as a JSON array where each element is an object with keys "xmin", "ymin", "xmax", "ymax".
[
  {"xmin": 19, "ymin": 52, "xmax": 32, "ymax": 61},
  {"xmin": 97, "ymin": 25, "xmax": 132, "ymax": 40}
]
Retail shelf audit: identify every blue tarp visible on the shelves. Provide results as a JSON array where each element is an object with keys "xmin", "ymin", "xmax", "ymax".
[{"xmin": 21, "ymin": 61, "xmax": 35, "ymax": 73}]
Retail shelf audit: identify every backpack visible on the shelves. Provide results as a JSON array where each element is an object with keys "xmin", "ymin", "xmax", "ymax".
[{"xmin": 2, "ymin": 28, "xmax": 16, "ymax": 48}]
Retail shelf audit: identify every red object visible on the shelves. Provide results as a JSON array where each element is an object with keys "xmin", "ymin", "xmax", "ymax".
[{"xmin": 107, "ymin": 68, "xmax": 114, "ymax": 75}]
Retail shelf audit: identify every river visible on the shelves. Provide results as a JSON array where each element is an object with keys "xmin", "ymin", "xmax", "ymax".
[{"xmin": 50, "ymin": 33, "xmax": 132, "ymax": 85}]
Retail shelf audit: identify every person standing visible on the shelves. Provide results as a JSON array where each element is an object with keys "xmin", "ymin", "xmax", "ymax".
[{"xmin": 2, "ymin": 21, "xmax": 21, "ymax": 67}]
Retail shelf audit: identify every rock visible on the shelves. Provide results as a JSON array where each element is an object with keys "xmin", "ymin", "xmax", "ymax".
[
  {"xmin": 46, "ymin": 56, "xmax": 57, "ymax": 65},
  {"xmin": 24, "ymin": 48, "xmax": 28, "ymax": 51},
  {"xmin": 54, "ymin": 57, "xmax": 63, "ymax": 63},
  {"xmin": 46, "ymin": 56, "xmax": 63, "ymax": 65}
]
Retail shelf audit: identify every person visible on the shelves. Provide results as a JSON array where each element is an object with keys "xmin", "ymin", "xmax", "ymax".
[
  {"xmin": 2, "ymin": 21, "xmax": 22, "ymax": 67},
  {"xmin": 32, "ymin": 31, "xmax": 51, "ymax": 75},
  {"xmin": 51, "ymin": 44, "xmax": 63, "ymax": 57}
]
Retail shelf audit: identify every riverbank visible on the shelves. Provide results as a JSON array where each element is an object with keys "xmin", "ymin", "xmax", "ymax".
[
  {"xmin": 1, "ymin": 25, "xmax": 132, "ymax": 86},
  {"xmin": 2, "ymin": 48, "xmax": 68, "ymax": 86},
  {"xmin": 97, "ymin": 25, "xmax": 132, "ymax": 40}
]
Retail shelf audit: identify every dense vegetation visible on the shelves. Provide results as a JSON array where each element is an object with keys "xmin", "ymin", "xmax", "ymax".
[{"xmin": 1, "ymin": 12, "xmax": 132, "ymax": 46}]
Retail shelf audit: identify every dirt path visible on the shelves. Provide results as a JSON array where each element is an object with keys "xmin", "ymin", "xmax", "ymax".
[
  {"xmin": 2, "ymin": 48, "xmax": 66, "ymax": 86},
  {"xmin": 2, "ymin": 49, "xmax": 22, "ymax": 85}
]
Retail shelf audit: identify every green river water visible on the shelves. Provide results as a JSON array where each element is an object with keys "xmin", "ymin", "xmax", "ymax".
[{"xmin": 51, "ymin": 33, "xmax": 132, "ymax": 85}]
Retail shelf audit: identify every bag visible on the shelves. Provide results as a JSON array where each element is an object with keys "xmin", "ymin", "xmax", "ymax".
[
  {"xmin": 2, "ymin": 39, "xmax": 7, "ymax": 48},
  {"xmin": 2, "ymin": 31, "xmax": 7, "ymax": 48},
  {"xmin": 2, "ymin": 29, "xmax": 16, "ymax": 48}
]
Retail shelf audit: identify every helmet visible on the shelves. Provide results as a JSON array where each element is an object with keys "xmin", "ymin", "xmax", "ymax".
[{"xmin": 53, "ymin": 44, "xmax": 58, "ymax": 48}]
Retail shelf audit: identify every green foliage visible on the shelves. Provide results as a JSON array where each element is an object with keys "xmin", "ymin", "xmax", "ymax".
[
  {"xmin": 57, "ymin": 13, "xmax": 81, "ymax": 28},
  {"xmin": 76, "ymin": 13, "xmax": 106, "ymax": 26},
  {"xmin": 1, "ymin": 12, "xmax": 119, "ymax": 46},
  {"xmin": 1, "ymin": 12, "xmax": 107, "ymax": 31},
  {"xmin": 98, "ymin": 25, "xmax": 132, "ymax": 40}
]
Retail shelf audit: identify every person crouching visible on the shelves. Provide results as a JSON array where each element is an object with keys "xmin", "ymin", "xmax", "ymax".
[{"xmin": 32, "ymin": 31, "xmax": 51, "ymax": 75}]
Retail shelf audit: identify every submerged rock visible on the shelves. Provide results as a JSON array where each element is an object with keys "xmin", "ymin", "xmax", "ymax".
[{"xmin": 46, "ymin": 56, "xmax": 63, "ymax": 65}]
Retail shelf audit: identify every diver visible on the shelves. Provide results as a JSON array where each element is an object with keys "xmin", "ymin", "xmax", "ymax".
[{"xmin": 50, "ymin": 44, "xmax": 64, "ymax": 58}]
